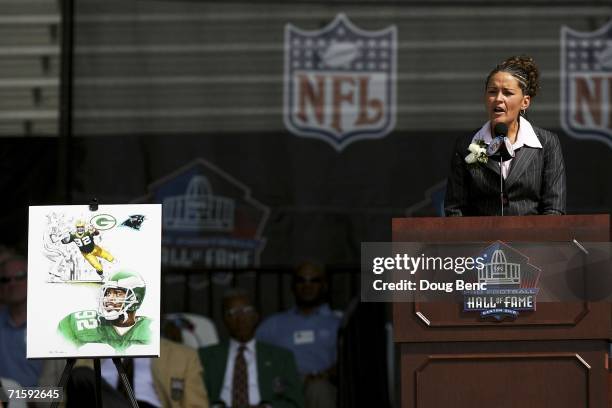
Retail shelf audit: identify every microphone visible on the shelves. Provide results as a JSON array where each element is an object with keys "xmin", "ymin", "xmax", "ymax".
[{"xmin": 486, "ymin": 123, "xmax": 515, "ymax": 162}]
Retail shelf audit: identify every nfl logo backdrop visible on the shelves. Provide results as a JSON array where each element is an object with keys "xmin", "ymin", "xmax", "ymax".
[
  {"xmin": 561, "ymin": 20, "xmax": 612, "ymax": 149},
  {"xmin": 284, "ymin": 14, "xmax": 397, "ymax": 151}
]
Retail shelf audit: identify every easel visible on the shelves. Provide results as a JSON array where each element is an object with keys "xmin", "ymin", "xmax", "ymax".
[
  {"xmin": 51, "ymin": 357, "xmax": 139, "ymax": 408},
  {"xmin": 50, "ymin": 199, "xmax": 140, "ymax": 408}
]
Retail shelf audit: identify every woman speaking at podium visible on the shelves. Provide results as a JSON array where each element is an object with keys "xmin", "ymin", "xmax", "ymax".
[{"xmin": 444, "ymin": 55, "xmax": 566, "ymax": 216}]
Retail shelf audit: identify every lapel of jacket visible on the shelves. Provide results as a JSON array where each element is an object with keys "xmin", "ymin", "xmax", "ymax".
[
  {"xmin": 151, "ymin": 340, "xmax": 167, "ymax": 406},
  {"xmin": 255, "ymin": 341, "xmax": 272, "ymax": 401},
  {"xmin": 504, "ymin": 146, "xmax": 537, "ymax": 188},
  {"xmin": 215, "ymin": 342, "xmax": 231, "ymax": 402},
  {"xmin": 484, "ymin": 156, "xmax": 501, "ymax": 176},
  {"xmin": 152, "ymin": 352, "xmax": 163, "ymax": 382}
]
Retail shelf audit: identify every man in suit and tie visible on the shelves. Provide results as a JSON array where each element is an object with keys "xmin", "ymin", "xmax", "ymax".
[{"xmin": 198, "ymin": 289, "xmax": 304, "ymax": 408}]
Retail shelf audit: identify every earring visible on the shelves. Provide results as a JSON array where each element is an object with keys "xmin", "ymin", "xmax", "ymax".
[{"xmin": 520, "ymin": 108, "xmax": 527, "ymax": 116}]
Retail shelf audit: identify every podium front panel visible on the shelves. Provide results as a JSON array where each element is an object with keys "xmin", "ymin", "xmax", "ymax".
[{"xmin": 391, "ymin": 215, "xmax": 611, "ymax": 408}]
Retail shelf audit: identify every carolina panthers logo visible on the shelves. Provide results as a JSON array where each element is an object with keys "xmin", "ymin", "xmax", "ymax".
[{"xmin": 122, "ymin": 215, "xmax": 145, "ymax": 230}]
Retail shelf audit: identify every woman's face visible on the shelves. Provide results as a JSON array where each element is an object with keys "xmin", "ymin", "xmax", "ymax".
[{"xmin": 485, "ymin": 71, "xmax": 530, "ymax": 129}]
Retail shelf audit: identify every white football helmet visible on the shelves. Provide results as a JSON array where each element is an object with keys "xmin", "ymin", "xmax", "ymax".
[{"xmin": 98, "ymin": 271, "xmax": 146, "ymax": 321}]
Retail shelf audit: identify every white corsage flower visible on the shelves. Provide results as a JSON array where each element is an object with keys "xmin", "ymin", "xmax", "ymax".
[{"xmin": 465, "ymin": 140, "xmax": 488, "ymax": 165}]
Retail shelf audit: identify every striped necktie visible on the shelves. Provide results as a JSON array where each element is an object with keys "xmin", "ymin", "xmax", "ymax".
[{"xmin": 232, "ymin": 345, "xmax": 249, "ymax": 408}]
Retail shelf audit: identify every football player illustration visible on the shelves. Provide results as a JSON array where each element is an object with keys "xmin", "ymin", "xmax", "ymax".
[
  {"xmin": 61, "ymin": 220, "xmax": 114, "ymax": 277},
  {"xmin": 58, "ymin": 271, "xmax": 152, "ymax": 352}
]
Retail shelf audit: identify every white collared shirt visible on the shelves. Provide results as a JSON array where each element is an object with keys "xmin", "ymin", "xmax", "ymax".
[
  {"xmin": 472, "ymin": 117, "xmax": 543, "ymax": 178},
  {"xmin": 101, "ymin": 358, "xmax": 162, "ymax": 407},
  {"xmin": 220, "ymin": 338, "xmax": 262, "ymax": 406}
]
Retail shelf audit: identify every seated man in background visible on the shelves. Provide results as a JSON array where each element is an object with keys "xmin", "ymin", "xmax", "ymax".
[
  {"xmin": 0, "ymin": 253, "xmax": 43, "ymax": 387},
  {"xmin": 199, "ymin": 289, "xmax": 304, "ymax": 408},
  {"xmin": 256, "ymin": 262, "xmax": 340, "ymax": 408},
  {"xmin": 38, "ymin": 323, "xmax": 209, "ymax": 408}
]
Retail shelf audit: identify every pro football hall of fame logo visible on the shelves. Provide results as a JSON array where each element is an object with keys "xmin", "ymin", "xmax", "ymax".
[
  {"xmin": 137, "ymin": 159, "xmax": 269, "ymax": 269},
  {"xmin": 561, "ymin": 20, "xmax": 612, "ymax": 149},
  {"xmin": 284, "ymin": 14, "xmax": 397, "ymax": 151},
  {"xmin": 463, "ymin": 242, "xmax": 540, "ymax": 321}
]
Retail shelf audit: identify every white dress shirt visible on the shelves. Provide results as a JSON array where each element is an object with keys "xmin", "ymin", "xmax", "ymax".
[
  {"xmin": 220, "ymin": 338, "xmax": 262, "ymax": 406},
  {"xmin": 472, "ymin": 117, "xmax": 543, "ymax": 178},
  {"xmin": 101, "ymin": 358, "xmax": 161, "ymax": 407}
]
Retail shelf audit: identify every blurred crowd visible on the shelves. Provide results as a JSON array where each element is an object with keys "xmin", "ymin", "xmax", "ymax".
[{"xmin": 0, "ymin": 246, "xmax": 389, "ymax": 408}]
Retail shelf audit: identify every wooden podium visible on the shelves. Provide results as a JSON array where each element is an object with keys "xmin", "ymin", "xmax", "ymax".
[{"xmin": 392, "ymin": 215, "xmax": 611, "ymax": 408}]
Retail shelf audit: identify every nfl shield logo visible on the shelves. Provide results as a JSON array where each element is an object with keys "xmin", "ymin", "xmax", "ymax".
[
  {"xmin": 284, "ymin": 14, "xmax": 397, "ymax": 151},
  {"xmin": 561, "ymin": 21, "xmax": 612, "ymax": 149}
]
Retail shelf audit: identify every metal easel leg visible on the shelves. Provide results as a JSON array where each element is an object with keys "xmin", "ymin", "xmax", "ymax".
[
  {"xmin": 50, "ymin": 358, "xmax": 76, "ymax": 408},
  {"xmin": 112, "ymin": 358, "xmax": 140, "ymax": 408},
  {"xmin": 94, "ymin": 358, "xmax": 103, "ymax": 408}
]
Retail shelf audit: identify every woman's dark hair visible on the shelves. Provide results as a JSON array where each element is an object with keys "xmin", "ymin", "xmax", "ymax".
[{"xmin": 485, "ymin": 55, "xmax": 540, "ymax": 97}]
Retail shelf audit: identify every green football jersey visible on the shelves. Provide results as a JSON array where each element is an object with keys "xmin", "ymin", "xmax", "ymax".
[
  {"xmin": 61, "ymin": 231, "xmax": 97, "ymax": 254},
  {"xmin": 58, "ymin": 310, "xmax": 152, "ymax": 351}
]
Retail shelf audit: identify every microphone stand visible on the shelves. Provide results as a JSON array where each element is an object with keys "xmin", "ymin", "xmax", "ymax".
[
  {"xmin": 487, "ymin": 136, "xmax": 513, "ymax": 216},
  {"xmin": 499, "ymin": 156, "xmax": 504, "ymax": 216}
]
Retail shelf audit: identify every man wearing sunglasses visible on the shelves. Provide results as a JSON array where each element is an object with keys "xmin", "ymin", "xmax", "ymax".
[
  {"xmin": 199, "ymin": 289, "xmax": 303, "ymax": 408},
  {"xmin": 0, "ymin": 254, "xmax": 43, "ymax": 388},
  {"xmin": 255, "ymin": 262, "xmax": 341, "ymax": 408}
]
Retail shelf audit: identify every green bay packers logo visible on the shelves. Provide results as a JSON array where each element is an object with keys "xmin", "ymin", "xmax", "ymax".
[{"xmin": 90, "ymin": 214, "xmax": 117, "ymax": 230}]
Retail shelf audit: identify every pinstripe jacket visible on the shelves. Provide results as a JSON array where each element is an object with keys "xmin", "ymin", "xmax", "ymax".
[{"xmin": 444, "ymin": 125, "xmax": 566, "ymax": 216}]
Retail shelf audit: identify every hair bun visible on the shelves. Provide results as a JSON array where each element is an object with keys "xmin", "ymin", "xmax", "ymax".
[{"xmin": 499, "ymin": 55, "xmax": 540, "ymax": 97}]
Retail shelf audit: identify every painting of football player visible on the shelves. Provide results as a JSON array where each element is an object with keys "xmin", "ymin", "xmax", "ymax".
[
  {"xmin": 58, "ymin": 271, "xmax": 152, "ymax": 352},
  {"xmin": 61, "ymin": 219, "xmax": 114, "ymax": 277}
]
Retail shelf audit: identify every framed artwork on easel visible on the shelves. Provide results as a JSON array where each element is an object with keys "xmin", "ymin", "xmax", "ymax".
[{"xmin": 27, "ymin": 204, "xmax": 162, "ymax": 359}]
